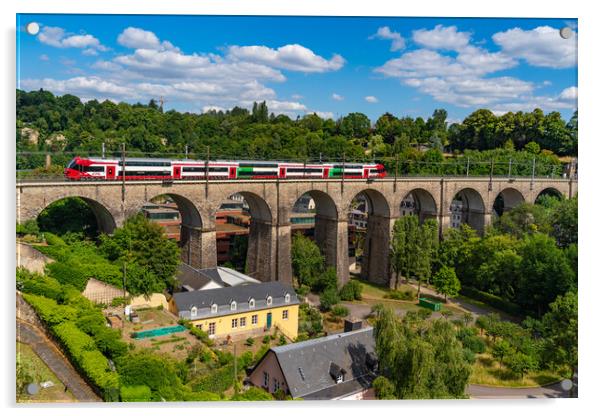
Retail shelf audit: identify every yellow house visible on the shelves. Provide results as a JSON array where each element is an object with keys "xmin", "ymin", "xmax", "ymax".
[{"xmin": 169, "ymin": 281, "xmax": 299, "ymax": 340}]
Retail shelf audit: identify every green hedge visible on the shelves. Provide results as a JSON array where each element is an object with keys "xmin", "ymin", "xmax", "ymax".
[
  {"xmin": 460, "ymin": 286, "xmax": 523, "ymax": 317},
  {"xmin": 22, "ymin": 293, "xmax": 78, "ymax": 326},
  {"xmin": 17, "ymin": 268, "xmax": 63, "ymax": 300},
  {"xmin": 120, "ymin": 385, "xmax": 152, "ymax": 402}
]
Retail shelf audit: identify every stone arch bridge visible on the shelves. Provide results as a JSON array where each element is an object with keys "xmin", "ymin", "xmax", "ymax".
[{"xmin": 16, "ymin": 177, "xmax": 576, "ymax": 287}]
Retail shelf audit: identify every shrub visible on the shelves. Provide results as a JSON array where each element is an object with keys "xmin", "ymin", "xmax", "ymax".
[
  {"xmin": 43, "ymin": 232, "xmax": 66, "ymax": 246},
  {"xmin": 295, "ymin": 285, "xmax": 310, "ymax": 297},
  {"xmin": 460, "ymin": 335, "xmax": 486, "ymax": 354},
  {"xmin": 262, "ymin": 335, "xmax": 271, "ymax": 345},
  {"xmin": 17, "ymin": 267, "xmax": 63, "ymax": 300},
  {"xmin": 120, "ymin": 385, "xmax": 152, "ymax": 402},
  {"xmin": 312, "ymin": 267, "xmax": 338, "ymax": 293},
  {"xmin": 319, "ymin": 288, "xmax": 340, "ymax": 312},
  {"xmin": 339, "ymin": 280, "xmax": 363, "ymax": 301},
  {"xmin": 460, "ymin": 286, "xmax": 523, "ymax": 317},
  {"xmin": 373, "ymin": 376, "xmax": 396, "ymax": 399},
  {"xmin": 331, "ymin": 305, "xmax": 349, "ymax": 318},
  {"xmin": 231, "ymin": 387, "xmax": 274, "ymax": 401},
  {"xmin": 245, "ymin": 337, "xmax": 255, "ymax": 347},
  {"xmin": 386, "ymin": 289, "xmax": 415, "ymax": 301},
  {"xmin": 23, "ymin": 293, "xmax": 78, "ymax": 326},
  {"xmin": 16, "ymin": 219, "xmax": 40, "ymax": 236},
  {"xmin": 193, "ymin": 364, "xmax": 234, "ymax": 394},
  {"xmin": 278, "ymin": 335, "xmax": 287, "ymax": 346}
]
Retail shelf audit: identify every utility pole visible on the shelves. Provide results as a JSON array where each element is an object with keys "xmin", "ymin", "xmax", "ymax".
[
  {"xmin": 341, "ymin": 152, "xmax": 346, "ymax": 193},
  {"xmin": 508, "ymin": 158, "xmax": 513, "ymax": 178},
  {"xmin": 185, "ymin": 144, "xmax": 188, "ymax": 160},
  {"xmin": 121, "ymin": 143, "xmax": 126, "ymax": 215},
  {"xmin": 122, "ymin": 262, "xmax": 127, "ymax": 318},
  {"xmin": 466, "ymin": 157, "xmax": 470, "ymax": 177},
  {"xmin": 488, "ymin": 158, "xmax": 494, "ymax": 191},
  {"xmin": 394, "ymin": 154, "xmax": 399, "ymax": 192},
  {"xmin": 530, "ymin": 158, "xmax": 536, "ymax": 190},
  {"xmin": 205, "ymin": 146, "xmax": 210, "ymax": 198},
  {"xmin": 102, "ymin": 142, "xmax": 106, "ymax": 159}
]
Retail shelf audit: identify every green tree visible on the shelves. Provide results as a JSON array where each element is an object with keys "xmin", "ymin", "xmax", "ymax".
[
  {"xmin": 291, "ymin": 233, "xmax": 324, "ymax": 289},
  {"xmin": 492, "ymin": 339, "xmax": 513, "ymax": 368},
  {"xmin": 540, "ymin": 291, "xmax": 577, "ymax": 380},
  {"xmin": 432, "ymin": 266, "xmax": 461, "ymax": 301},
  {"xmin": 100, "ymin": 214, "xmax": 180, "ymax": 292},
  {"xmin": 550, "ymin": 197, "xmax": 577, "ymax": 248}
]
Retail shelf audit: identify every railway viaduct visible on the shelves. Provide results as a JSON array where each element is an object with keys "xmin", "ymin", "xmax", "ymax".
[{"xmin": 16, "ymin": 176, "xmax": 577, "ymax": 287}]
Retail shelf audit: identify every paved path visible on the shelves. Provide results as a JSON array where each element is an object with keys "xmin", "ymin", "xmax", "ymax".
[
  {"xmin": 467, "ymin": 381, "xmax": 568, "ymax": 399},
  {"xmin": 16, "ymin": 319, "xmax": 101, "ymax": 402}
]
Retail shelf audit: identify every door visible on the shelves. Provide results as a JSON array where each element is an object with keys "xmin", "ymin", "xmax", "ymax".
[
  {"xmin": 266, "ymin": 312, "xmax": 272, "ymax": 329},
  {"xmin": 229, "ymin": 167, "xmax": 237, "ymax": 179},
  {"xmin": 363, "ymin": 168, "xmax": 370, "ymax": 178},
  {"xmin": 107, "ymin": 165, "xmax": 116, "ymax": 179},
  {"xmin": 279, "ymin": 167, "xmax": 286, "ymax": 178},
  {"xmin": 173, "ymin": 166, "xmax": 181, "ymax": 179}
]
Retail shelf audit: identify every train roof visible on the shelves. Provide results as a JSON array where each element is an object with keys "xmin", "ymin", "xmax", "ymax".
[{"xmin": 73, "ymin": 156, "xmax": 381, "ymax": 166}]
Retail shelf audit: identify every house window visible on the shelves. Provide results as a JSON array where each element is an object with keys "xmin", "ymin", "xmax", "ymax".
[
  {"xmin": 249, "ymin": 298, "xmax": 255, "ymax": 308},
  {"xmin": 211, "ymin": 304, "xmax": 218, "ymax": 313},
  {"xmin": 195, "ymin": 323, "xmax": 203, "ymax": 330},
  {"xmin": 282, "ymin": 310, "xmax": 288, "ymax": 320},
  {"xmin": 232, "ymin": 318, "xmax": 238, "ymax": 328},
  {"xmin": 263, "ymin": 371, "xmax": 269, "ymax": 388},
  {"xmin": 273, "ymin": 379, "xmax": 280, "ymax": 392},
  {"xmin": 252, "ymin": 314, "xmax": 258, "ymax": 325},
  {"xmin": 231, "ymin": 301, "xmax": 237, "ymax": 311},
  {"xmin": 336, "ymin": 374, "xmax": 344, "ymax": 384},
  {"xmin": 240, "ymin": 317, "xmax": 246, "ymax": 327},
  {"xmin": 190, "ymin": 306, "xmax": 197, "ymax": 317},
  {"xmin": 284, "ymin": 293, "xmax": 290, "ymax": 303},
  {"xmin": 208, "ymin": 322, "xmax": 215, "ymax": 336},
  {"xmin": 266, "ymin": 296, "xmax": 272, "ymax": 306}
]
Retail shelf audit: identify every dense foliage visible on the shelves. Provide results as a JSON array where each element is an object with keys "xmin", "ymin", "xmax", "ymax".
[
  {"xmin": 17, "ymin": 90, "xmax": 575, "ymax": 178},
  {"xmin": 373, "ymin": 305, "xmax": 472, "ymax": 399}
]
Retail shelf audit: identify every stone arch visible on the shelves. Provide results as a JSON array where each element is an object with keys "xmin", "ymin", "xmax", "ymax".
[
  {"xmin": 493, "ymin": 187, "xmax": 525, "ymax": 216},
  {"xmin": 144, "ymin": 192, "xmax": 204, "ymax": 267},
  {"xmin": 290, "ymin": 190, "xmax": 347, "ymax": 285},
  {"xmin": 450, "ymin": 188, "xmax": 486, "ymax": 234},
  {"xmin": 36, "ymin": 196, "xmax": 117, "ymax": 235},
  {"xmin": 536, "ymin": 187, "xmax": 564, "ymax": 203},
  {"xmin": 400, "ymin": 188, "xmax": 438, "ymax": 223},
  {"xmin": 212, "ymin": 191, "xmax": 275, "ymax": 282},
  {"xmin": 347, "ymin": 189, "xmax": 392, "ymax": 286}
]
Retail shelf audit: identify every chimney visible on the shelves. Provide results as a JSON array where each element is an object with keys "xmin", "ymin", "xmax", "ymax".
[{"xmin": 344, "ymin": 318, "xmax": 362, "ymax": 333}]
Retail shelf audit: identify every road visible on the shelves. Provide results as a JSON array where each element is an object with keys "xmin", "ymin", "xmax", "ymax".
[
  {"xmin": 467, "ymin": 382, "xmax": 569, "ymax": 399},
  {"xmin": 16, "ymin": 319, "xmax": 101, "ymax": 402}
]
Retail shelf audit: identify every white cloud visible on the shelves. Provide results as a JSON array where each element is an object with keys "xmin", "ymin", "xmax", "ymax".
[
  {"xmin": 82, "ymin": 48, "xmax": 98, "ymax": 56},
  {"xmin": 365, "ymin": 96, "xmax": 378, "ymax": 103},
  {"xmin": 118, "ymin": 27, "xmax": 160, "ymax": 49},
  {"xmin": 492, "ymin": 25, "xmax": 577, "ymax": 68},
  {"xmin": 331, "ymin": 93, "xmax": 344, "ymax": 101},
  {"xmin": 227, "ymin": 44, "xmax": 344, "ymax": 73},
  {"xmin": 37, "ymin": 25, "xmax": 107, "ymax": 53},
  {"xmin": 21, "ymin": 76, "xmax": 134, "ymax": 102},
  {"xmin": 559, "ymin": 86, "xmax": 577, "ymax": 101},
  {"xmin": 313, "ymin": 111, "xmax": 334, "ymax": 119},
  {"xmin": 412, "ymin": 25, "xmax": 471, "ymax": 51},
  {"xmin": 370, "ymin": 26, "xmax": 405, "ymax": 51},
  {"xmin": 291, "ymin": 94, "xmax": 303, "ymax": 100},
  {"xmin": 39, "ymin": 54, "xmax": 49, "ymax": 61},
  {"xmin": 202, "ymin": 105, "xmax": 226, "ymax": 113}
]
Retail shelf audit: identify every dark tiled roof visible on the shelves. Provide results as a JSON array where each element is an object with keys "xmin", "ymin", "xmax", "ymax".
[
  {"xmin": 176, "ymin": 263, "xmax": 221, "ymax": 290},
  {"xmin": 173, "ymin": 281, "xmax": 299, "ymax": 320},
  {"xmin": 270, "ymin": 327, "xmax": 376, "ymax": 399}
]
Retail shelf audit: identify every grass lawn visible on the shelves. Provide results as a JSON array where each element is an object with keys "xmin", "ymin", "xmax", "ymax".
[
  {"xmin": 470, "ymin": 352, "xmax": 564, "ymax": 388},
  {"xmin": 16, "ymin": 342, "xmax": 76, "ymax": 403}
]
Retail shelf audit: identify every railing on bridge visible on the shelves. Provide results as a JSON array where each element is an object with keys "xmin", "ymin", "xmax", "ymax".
[{"xmin": 16, "ymin": 150, "xmax": 576, "ymax": 182}]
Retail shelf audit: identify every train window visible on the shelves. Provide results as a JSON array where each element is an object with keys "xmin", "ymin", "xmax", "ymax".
[
  {"xmin": 239, "ymin": 163, "xmax": 278, "ymax": 168},
  {"xmin": 287, "ymin": 168, "xmax": 323, "ymax": 173},
  {"xmin": 123, "ymin": 171, "xmax": 171, "ymax": 176},
  {"xmin": 119, "ymin": 161, "xmax": 171, "ymax": 167},
  {"xmin": 82, "ymin": 166, "xmax": 105, "ymax": 172}
]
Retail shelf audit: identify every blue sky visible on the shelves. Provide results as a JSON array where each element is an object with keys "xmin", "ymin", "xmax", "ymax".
[{"xmin": 16, "ymin": 14, "xmax": 578, "ymax": 123}]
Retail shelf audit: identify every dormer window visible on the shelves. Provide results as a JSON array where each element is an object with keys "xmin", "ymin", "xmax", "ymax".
[
  {"xmin": 336, "ymin": 374, "xmax": 344, "ymax": 384},
  {"xmin": 266, "ymin": 296, "xmax": 273, "ymax": 306},
  {"xmin": 211, "ymin": 303, "xmax": 218, "ymax": 313},
  {"xmin": 190, "ymin": 306, "xmax": 197, "ymax": 317},
  {"xmin": 231, "ymin": 301, "xmax": 237, "ymax": 311},
  {"xmin": 249, "ymin": 298, "xmax": 255, "ymax": 308},
  {"xmin": 284, "ymin": 293, "xmax": 290, "ymax": 303}
]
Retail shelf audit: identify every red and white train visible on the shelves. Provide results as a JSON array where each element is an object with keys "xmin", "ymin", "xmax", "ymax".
[{"xmin": 64, "ymin": 156, "xmax": 386, "ymax": 181}]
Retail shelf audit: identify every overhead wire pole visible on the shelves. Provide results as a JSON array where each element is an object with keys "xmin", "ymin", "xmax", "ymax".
[
  {"xmin": 121, "ymin": 143, "xmax": 126, "ymax": 215},
  {"xmin": 394, "ymin": 154, "xmax": 398, "ymax": 192},
  {"xmin": 488, "ymin": 158, "xmax": 494, "ymax": 191},
  {"xmin": 530, "ymin": 158, "xmax": 536, "ymax": 190},
  {"xmin": 205, "ymin": 145, "xmax": 210, "ymax": 198},
  {"xmin": 341, "ymin": 152, "xmax": 346, "ymax": 193}
]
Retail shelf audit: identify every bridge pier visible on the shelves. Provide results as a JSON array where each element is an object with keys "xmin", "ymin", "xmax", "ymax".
[
  {"xmin": 361, "ymin": 215, "xmax": 394, "ymax": 287},
  {"xmin": 246, "ymin": 220, "xmax": 294, "ymax": 284},
  {"xmin": 180, "ymin": 224, "xmax": 216, "ymax": 269},
  {"xmin": 314, "ymin": 215, "xmax": 350, "ymax": 287}
]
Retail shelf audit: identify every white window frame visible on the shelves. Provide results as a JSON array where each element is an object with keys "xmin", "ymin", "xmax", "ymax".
[
  {"xmin": 231, "ymin": 301, "xmax": 237, "ymax": 311},
  {"xmin": 266, "ymin": 296, "xmax": 273, "ymax": 306},
  {"xmin": 211, "ymin": 303, "xmax": 218, "ymax": 314},
  {"xmin": 252, "ymin": 314, "xmax": 258, "ymax": 325},
  {"xmin": 240, "ymin": 317, "xmax": 246, "ymax": 327},
  {"xmin": 336, "ymin": 374, "xmax": 344, "ymax": 384},
  {"xmin": 190, "ymin": 306, "xmax": 197, "ymax": 317},
  {"xmin": 208, "ymin": 322, "xmax": 215, "ymax": 336},
  {"xmin": 282, "ymin": 310, "xmax": 288, "ymax": 320},
  {"xmin": 284, "ymin": 293, "xmax": 290, "ymax": 303},
  {"xmin": 232, "ymin": 318, "xmax": 238, "ymax": 328},
  {"xmin": 249, "ymin": 298, "xmax": 255, "ymax": 308}
]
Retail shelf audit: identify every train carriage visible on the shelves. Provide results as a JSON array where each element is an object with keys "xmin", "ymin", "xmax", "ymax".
[{"xmin": 65, "ymin": 157, "xmax": 386, "ymax": 181}]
